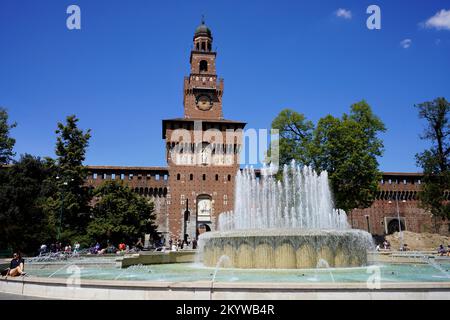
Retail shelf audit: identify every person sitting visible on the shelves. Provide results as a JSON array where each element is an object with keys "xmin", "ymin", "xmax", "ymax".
[
  {"xmin": 39, "ymin": 244, "xmax": 47, "ymax": 256},
  {"xmin": 73, "ymin": 242, "xmax": 80, "ymax": 254},
  {"xmin": 6, "ymin": 252, "xmax": 26, "ymax": 277},
  {"xmin": 135, "ymin": 238, "xmax": 144, "ymax": 251},
  {"xmin": 438, "ymin": 244, "xmax": 446, "ymax": 256}
]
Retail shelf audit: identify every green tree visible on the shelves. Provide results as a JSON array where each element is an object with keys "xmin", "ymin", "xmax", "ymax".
[
  {"xmin": 415, "ymin": 97, "xmax": 450, "ymax": 224},
  {"xmin": 0, "ymin": 107, "xmax": 17, "ymax": 164},
  {"xmin": 312, "ymin": 101, "xmax": 386, "ymax": 213},
  {"xmin": 268, "ymin": 109, "xmax": 314, "ymax": 168},
  {"xmin": 0, "ymin": 155, "xmax": 54, "ymax": 253},
  {"xmin": 269, "ymin": 101, "xmax": 386, "ymax": 215},
  {"xmin": 43, "ymin": 115, "xmax": 92, "ymax": 243},
  {"xmin": 87, "ymin": 181, "xmax": 157, "ymax": 246}
]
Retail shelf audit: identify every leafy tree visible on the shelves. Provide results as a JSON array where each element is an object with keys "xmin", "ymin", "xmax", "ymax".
[
  {"xmin": 415, "ymin": 97, "xmax": 450, "ymax": 224},
  {"xmin": 43, "ymin": 115, "xmax": 92, "ymax": 243},
  {"xmin": 0, "ymin": 107, "xmax": 17, "ymax": 164},
  {"xmin": 269, "ymin": 109, "xmax": 314, "ymax": 167},
  {"xmin": 312, "ymin": 101, "xmax": 386, "ymax": 213},
  {"xmin": 269, "ymin": 101, "xmax": 386, "ymax": 216},
  {"xmin": 87, "ymin": 181, "xmax": 157, "ymax": 246},
  {"xmin": 0, "ymin": 155, "xmax": 54, "ymax": 253}
]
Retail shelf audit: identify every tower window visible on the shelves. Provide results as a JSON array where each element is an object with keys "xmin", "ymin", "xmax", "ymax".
[
  {"xmin": 215, "ymin": 174, "xmax": 219, "ymax": 181},
  {"xmin": 201, "ymin": 42, "xmax": 206, "ymax": 51},
  {"xmin": 196, "ymin": 42, "xmax": 199, "ymax": 50},
  {"xmin": 190, "ymin": 174, "xmax": 193, "ymax": 181},
  {"xmin": 177, "ymin": 173, "xmax": 181, "ymax": 181},
  {"xmin": 228, "ymin": 175, "xmax": 231, "ymax": 181},
  {"xmin": 207, "ymin": 42, "xmax": 211, "ymax": 51},
  {"xmin": 203, "ymin": 174, "xmax": 206, "ymax": 181},
  {"xmin": 199, "ymin": 60, "xmax": 208, "ymax": 72}
]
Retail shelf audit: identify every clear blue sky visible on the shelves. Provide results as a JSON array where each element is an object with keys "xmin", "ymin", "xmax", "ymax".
[{"xmin": 1, "ymin": 0, "xmax": 449, "ymax": 172}]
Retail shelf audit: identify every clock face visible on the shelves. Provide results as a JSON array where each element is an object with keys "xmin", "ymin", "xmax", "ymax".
[{"xmin": 196, "ymin": 95, "xmax": 212, "ymax": 111}]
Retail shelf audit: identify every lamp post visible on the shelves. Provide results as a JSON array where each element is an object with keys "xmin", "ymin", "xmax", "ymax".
[{"xmin": 183, "ymin": 199, "xmax": 190, "ymax": 244}]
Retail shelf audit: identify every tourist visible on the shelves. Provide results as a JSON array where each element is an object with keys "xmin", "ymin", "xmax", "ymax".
[
  {"xmin": 438, "ymin": 244, "xmax": 446, "ymax": 256},
  {"xmin": 73, "ymin": 242, "xmax": 80, "ymax": 254},
  {"xmin": 6, "ymin": 252, "xmax": 26, "ymax": 277},
  {"xmin": 118, "ymin": 242, "xmax": 126, "ymax": 252},
  {"xmin": 376, "ymin": 244, "xmax": 381, "ymax": 251},
  {"xmin": 135, "ymin": 237, "xmax": 144, "ymax": 250},
  {"xmin": 192, "ymin": 238, "xmax": 198, "ymax": 250},
  {"xmin": 39, "ymin": 243, "xmax": 47, "ymax": 256},
  {"xmin": 447, "ymin": 245, "xmax": 450, "ymax": 257}
]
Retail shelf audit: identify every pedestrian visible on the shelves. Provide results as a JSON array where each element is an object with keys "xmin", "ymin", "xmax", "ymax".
[{"xmin": 5, "ymin": 252, "xmax": 26, "ymax": 277}]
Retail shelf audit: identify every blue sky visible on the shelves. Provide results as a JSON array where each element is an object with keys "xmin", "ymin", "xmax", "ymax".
[{"xmin": 1, "ymin": 0, "xmax": 449, "ymax": 172}]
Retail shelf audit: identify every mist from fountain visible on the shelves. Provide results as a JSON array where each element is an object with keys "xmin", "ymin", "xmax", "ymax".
[{"xmin": 218, "ymin": 161, "xmax": 349, "ymax": 232}]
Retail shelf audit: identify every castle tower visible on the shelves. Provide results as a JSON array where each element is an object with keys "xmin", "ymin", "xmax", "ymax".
[
  {"xmin": 184, "ymin": 18, "xmax": 223, "ymax": 120},
  {"xmin": 162, "ymin": 19, "xmax": 246, "ymax": 240}
]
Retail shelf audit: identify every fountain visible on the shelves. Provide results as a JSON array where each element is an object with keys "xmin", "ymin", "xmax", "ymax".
[{"xmin": 199, "ymin": 161, "xmax": 374, "ymax": 269}]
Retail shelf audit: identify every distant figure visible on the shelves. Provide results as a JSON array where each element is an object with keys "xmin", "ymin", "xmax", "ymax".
[
  {"xmin": 192, "ymin": 239, "xmax": 198, "ymax": 250},
  {"xmin": 73, "ymin": 242, "xmax": 80, "ymax": 254},
  {"xmin": 6, "ymin": 252, "xmax": 26, "ymax": 277},
  {"xmin": 376, "ymin": 244, "xmax": 381, "ymax": 251},
  {"xmin": 400, "ymin": 243, "xmax": 409, "ymax": 251},
  {"xmin": 135, "ymin": 238, "xmax": 144, "ymax": 250},
  {"xmin": 95, "ymin": 242, "xmax": 101, "ymax": 251},
  {"xmin": 118, "ymin": 243, "xmax": 126, "ymax": 251},
  {"xmin": 447, "ymin": 245, "xmax": 450, "ymax": 257},
  {"xmin": 438, "ymin": 244, "xmax": 446, "ymax": 256},
  {"xmin": 39, "ymin": 244, "xmax": 47, "ymax": 256}
]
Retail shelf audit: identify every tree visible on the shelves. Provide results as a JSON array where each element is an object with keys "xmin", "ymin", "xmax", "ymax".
[
  {"xmin": 269, "ymin": 101, "xmax": 386, "ymax": 214},
  {"xmin": 312, "ymin": 101, "xmax": 386, "ymax": 213},
  {"xmin": 43, "ymin": 115, "xmax": 92, "ymax": 243},
  {"xmin": 0, "ymin": 155, "xmax": 54, "ymax": 253},
  {"xmin": 87, "ymin": 181, "xmax": 158, "ymax": 246},
  {"xmin": 268, "ymin": 109, "xmax": 314, "ymax": 168},
  {"xmin": 415, "ymin": 97, "xmax": 450, "ymax": 223},
  {"xmin": 0, "ymin": 107, "xmax": 17, "ymax": 164}
]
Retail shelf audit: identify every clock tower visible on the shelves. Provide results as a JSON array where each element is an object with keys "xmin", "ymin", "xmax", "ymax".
[
  {"xmin": 184, "ymin": 18, "xmax": 223, "ymax": 120},
  {"xmin": 162, "ymin": 19, "xmax": 246, "ymax": 240}
]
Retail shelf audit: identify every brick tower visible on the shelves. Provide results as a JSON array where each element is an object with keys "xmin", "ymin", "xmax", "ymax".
[{"xmin": 162, "ymin": 19, "xmax": 246, "ymax": 241}]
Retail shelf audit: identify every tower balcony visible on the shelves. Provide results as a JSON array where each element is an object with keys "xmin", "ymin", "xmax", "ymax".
[{"xmin": 184, "ymin": 76, "xmax": 224, "ymax": 95}]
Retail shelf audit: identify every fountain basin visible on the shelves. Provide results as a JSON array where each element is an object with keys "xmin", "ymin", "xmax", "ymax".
[{"xmin": 199, "ymin": 229, "xmax": 373, "ymax": 269}]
